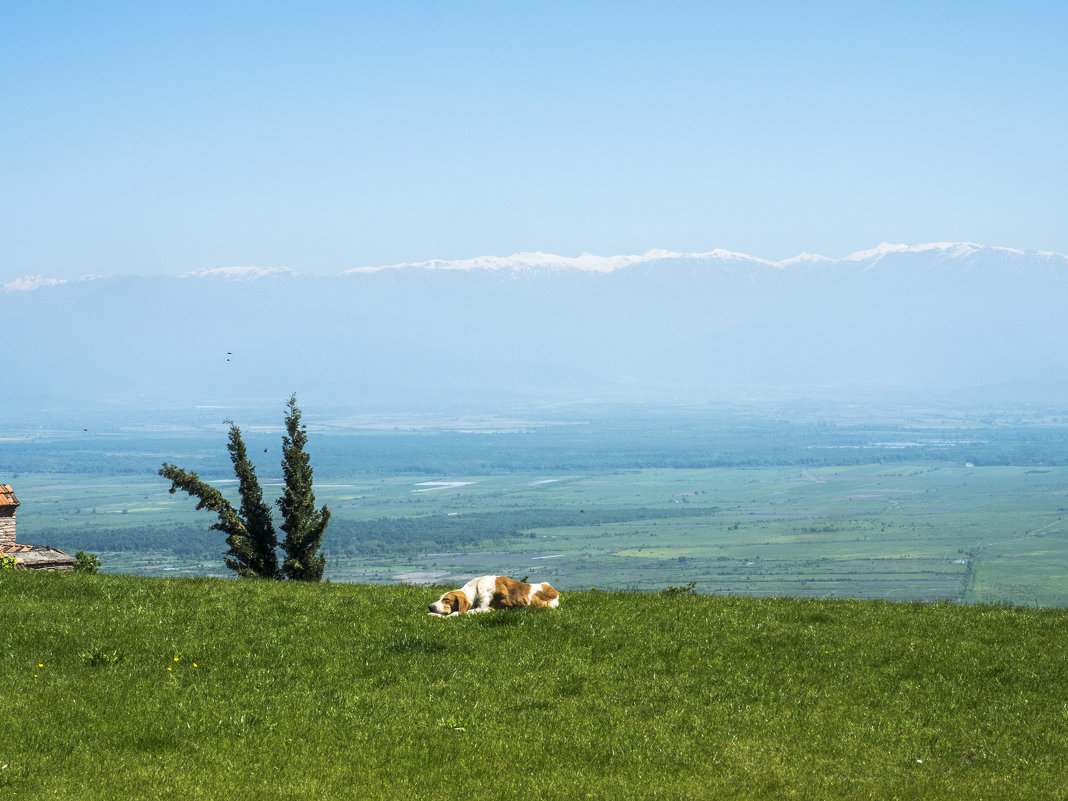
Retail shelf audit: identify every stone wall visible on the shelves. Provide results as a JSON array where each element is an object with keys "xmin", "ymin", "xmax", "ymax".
[{"xmin": 0, "ymin": 509, "xmax": 14, "ymax": 545}]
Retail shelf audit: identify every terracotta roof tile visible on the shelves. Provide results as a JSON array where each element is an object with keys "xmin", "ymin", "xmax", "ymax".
[{"xmin": 0, "ymin": 485, "xmax": 18, "ymax": 508}]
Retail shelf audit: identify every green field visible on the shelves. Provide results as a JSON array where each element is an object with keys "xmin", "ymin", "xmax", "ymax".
[
  {"xmin": 13, "ymin": 462, "xmax": 1068, "ymax": 607},
  {"xmin": 4, "ymin": 572, "xmax": 1067, "ymax": 799}
]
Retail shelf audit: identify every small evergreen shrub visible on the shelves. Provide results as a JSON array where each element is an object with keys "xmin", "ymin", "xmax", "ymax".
[
  {"xmin": 73, "ymin": 551, "xmax": 101, "ymax": 574},
  {"xmin": 663, "ymin": 580, "xmax": 697, "ymax": 595}
]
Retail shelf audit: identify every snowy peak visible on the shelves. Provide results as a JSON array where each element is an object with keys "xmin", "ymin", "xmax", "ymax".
[
  {"xmin": 838, "ymin": 241, "xmax": 1056, "ymax": 265},
  {"xmin": 1, "ymin": 275, "xmax": 68, "ymax": 293},
  {"xmin": 0, "ymin": 273, "xmax": 109, "ymax": 294},
  {"xmin": 179, "ymin": 266, "xmax": 299, "ymax": 281},
  {"xmin": 344, "ymin": 242, "xmax": 1064, "ymax": 276},
  {"xmin": 347, "ymin": 247, "xmax": 779, "ymax": 275}
]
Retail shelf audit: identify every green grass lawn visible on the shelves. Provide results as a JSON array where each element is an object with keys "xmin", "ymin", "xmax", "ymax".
[{"xmin": 4, "ymin": 571, "xmax": 1067, "ymax": 799}]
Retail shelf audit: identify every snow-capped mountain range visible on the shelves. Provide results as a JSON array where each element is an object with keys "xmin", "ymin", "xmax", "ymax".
[
  {"xmin": 3, "ymin": 243, "xmax": 1067, "ymax": 412},
  {"xmin": 5, "ymin": 242, "xmax": 1065, "ymax": 290}
]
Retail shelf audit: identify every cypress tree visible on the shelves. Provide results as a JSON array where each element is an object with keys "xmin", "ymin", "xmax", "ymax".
[
  {"xmin": 226, "ymin": 421, "xmax": 280, "ymax": 579},
  {"xmin": 278, "ymin": 394, "xmax": 330, "ymax": 581},
  {"xmin": 159, "ymin": 423, "xmax": 280, "ymax": 579},
  {"xmin": 159, "ymin": 396, "xmax": 329, "ymax": 581}
]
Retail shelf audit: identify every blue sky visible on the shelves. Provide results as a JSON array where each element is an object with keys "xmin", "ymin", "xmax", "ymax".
[{"xmin": 2, "ymin": 1, "xmax": 1066, "ymax": 281}]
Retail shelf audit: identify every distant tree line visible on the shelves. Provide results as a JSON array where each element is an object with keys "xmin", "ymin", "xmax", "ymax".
[
  {"xmin": 34, "ymin": 505, "xmax": 719, "ymax": 565},
  {"xmin": 7, "ymin": 422, "xmax": 1068, "ymax": 477}
]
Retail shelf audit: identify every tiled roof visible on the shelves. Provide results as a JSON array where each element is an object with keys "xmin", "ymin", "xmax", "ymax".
[
  {"xmin": 0, "ymin": 484, "xmax": 18, "ymax": 508},
  {"xmin": 0, "ymin": 543, "xmax": 37, "ymax": 554},
  {"xmin": 0, "ymin": 543, "xmax": 75, "ymax": 569}
]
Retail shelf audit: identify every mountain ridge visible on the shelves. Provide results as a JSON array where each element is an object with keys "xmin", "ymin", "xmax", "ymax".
[
  {"xmin": 5, "ymin": 241, "xmax": 1067, "ymax": 291},
  {"xmin": 4, "ymin": 243, "xmax": 1067, "ymax": 414}
]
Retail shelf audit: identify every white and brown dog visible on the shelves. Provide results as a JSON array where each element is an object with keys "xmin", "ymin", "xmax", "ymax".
[{"xmin": 428, "ymin": 575, "xmax": 560, "ymax": 617}]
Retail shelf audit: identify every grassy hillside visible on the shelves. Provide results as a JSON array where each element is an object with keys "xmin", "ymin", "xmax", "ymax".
[{"xmin": 4, "ymin": 572, "xmax": 1067, "ymax": 800}]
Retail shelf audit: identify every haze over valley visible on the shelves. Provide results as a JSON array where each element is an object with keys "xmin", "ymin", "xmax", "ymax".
[{"xmin": 5, "ymin": 241, "xmax": 1067, "ymax": 420}]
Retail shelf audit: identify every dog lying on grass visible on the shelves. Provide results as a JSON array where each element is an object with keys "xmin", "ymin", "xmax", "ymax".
[{"xmin": 428, "ymin": 575, "xmax": 560, "ymax": 617}]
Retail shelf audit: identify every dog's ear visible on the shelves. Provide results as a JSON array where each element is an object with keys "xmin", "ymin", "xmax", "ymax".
[{"xmin": 453, "ymin": 591, "xmax": 471, "ymax": 615}]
